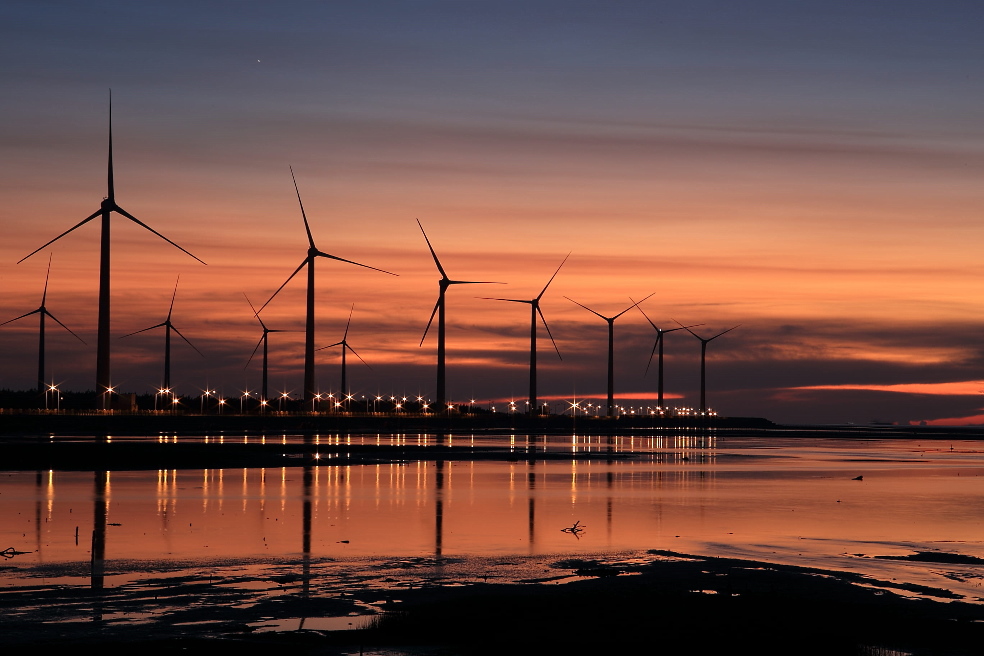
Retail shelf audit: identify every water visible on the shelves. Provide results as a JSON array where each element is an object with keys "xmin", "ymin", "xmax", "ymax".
[{"xmin": 2, "ymin": 433, "xmax": 983, "ymax": 633}]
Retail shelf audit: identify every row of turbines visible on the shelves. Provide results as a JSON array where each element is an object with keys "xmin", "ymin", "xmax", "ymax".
[{"xmin": 4, "ymin": 96, "xmax": 739, "ymax": 416}]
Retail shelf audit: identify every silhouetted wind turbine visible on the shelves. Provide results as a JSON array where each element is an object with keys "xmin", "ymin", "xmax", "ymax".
[
  {"xmin": 566, "ymin": 293, "xmax": 654, "ymax": 417},
  {"xmin": 482, "ymin": 253, "xmax": 569, "ymax": 415},
  {"xmin": 0, "ymin": 254, "xmax": 86, "ymax": 394},
  {"xmin": 18, "ymin": 92, "xmax": 206, "ymax": 408},
  {"xmin": 675, "ymin": 321, "xmax": 740, "ymax": 414},
  {"xmin": 261, "ymin": 168, "xmax": 396, "ymax": 404},
  {"xmin": 244, "ymin": 293, "xmax": 289, "ymax": 403},
  {"xmin": 317, "ymin": 304, "xmax": 371, "ymax": 404},
  {"xmin": 121, "ymin": 277, "xmax": 203, "ymax": 393},
  {"xmin": 418, "ymin": 219, "xmax": 502, "ymax": 408},
  {"xmin": 633, "ymin": 302, "xmax": 701, "ymax": 412}
]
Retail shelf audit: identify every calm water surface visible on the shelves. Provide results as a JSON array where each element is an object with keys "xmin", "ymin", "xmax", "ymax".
[{"xmin": 3, "ymin": 433, "xmax": 983, "ymax": 603}]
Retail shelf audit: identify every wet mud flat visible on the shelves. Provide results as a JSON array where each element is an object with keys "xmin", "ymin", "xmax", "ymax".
[{"xmin": 3, "ymin": 550, "xmax": 983, "ymax": 655}]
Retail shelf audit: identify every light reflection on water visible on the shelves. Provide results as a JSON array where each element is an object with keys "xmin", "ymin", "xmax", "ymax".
[{"xmin": 2, "ymin": 434, "xmax": 984, "ymax": 602}]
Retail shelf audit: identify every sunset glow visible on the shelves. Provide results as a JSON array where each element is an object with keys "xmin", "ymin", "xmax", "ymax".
[{"xmin": 1, "ymin": 2, "xmax": 983, "ymax": 424}]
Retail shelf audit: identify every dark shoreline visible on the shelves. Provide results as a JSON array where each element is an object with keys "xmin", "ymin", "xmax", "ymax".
[
  {"xmin": 3, "ymin": 549, "xmax": 982, "ymax": 655},
  {"xmin": 2, "ymin": 412, "xmax": 983, "ymax": 472}
]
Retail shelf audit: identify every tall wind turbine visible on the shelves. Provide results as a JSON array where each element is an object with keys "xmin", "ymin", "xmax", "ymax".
[
  {"xmin": 418, "ymin": 219, "xmax": 501, "ymax": 409},
  {"xmin": 482, "ymin": 254, "xmax": 569, "ymax": 415},
  {"xmin": 0, "ymin": 254, "xmax": 86, "ymax": 394},
  {"xmin": 317, "ymin": 304, "xmax": 371, "ymax": 405},
  {"xmin": 566, "ymin": 293, "xmax": 654, "ymax": 417},
  {"xmin": 633, "ymin": 302, "xmax": 701, "ymax": 412},
  {"xmin": 676, "ymin": 321, "xmax": 740, "ymax": 415},
  {"xmin": 121, "ymin": 277, "xmax": 203, "ymax": 393},
  {"xmin": 18, "ymin": 92, "xmax": 206, "ymax": 408},
  {"xmin": 261, "ymin": 168, "xmax": 395, "ymax": 403},
  {"xmin": 244, "ymin": 293, "xmax": 288, "ymax": 403}
]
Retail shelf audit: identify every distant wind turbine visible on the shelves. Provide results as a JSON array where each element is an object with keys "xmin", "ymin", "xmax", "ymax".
[
  {"xmin": 0, "ymin": 254, "xmax": 86, "ymax": 395},
  {"xmin": 121, "ymin": 276, "xmax": 203, "ymax": 393},
  {"xmin": 245, "ymin": 293, "xmax": 289, "ymax": 403},
  {"xmin": 18, "ymin": 91, "xmax": 206, "ymax": 407},
  {"xmin": 418, "ymin": 219, "xmax": 502, "ymax": 408},
  {"xmin": 261, "ymin": 168, "xmax": 396, "ymax": 403},
  {"xmin": 566, "ymin": 293, "xmax": 654, "ymax": 417},
  {"xmin": 482, "ymin": 253, "xmax": 569, "ymax": 415},
  {"xmin": 633, "ymin": 301, "xmax": 701, "ymax": 412},
  {"xmin": 317, "ymin": 304, "xmax": 371, "ymax": 405},
  {"xmin": 675, "ymin": 321, "xmax": 740, "ymax": 414}
]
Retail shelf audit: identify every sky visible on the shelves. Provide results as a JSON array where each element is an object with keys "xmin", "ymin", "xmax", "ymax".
[{"xmin": 1, "ymin": 0, "xmax": 983, "ymax": 425}]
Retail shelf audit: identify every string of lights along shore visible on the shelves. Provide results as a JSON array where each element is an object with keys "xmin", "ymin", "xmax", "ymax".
[{"xmin": 4, "ymin": 96, "xmax": 739, "ymax": 418}]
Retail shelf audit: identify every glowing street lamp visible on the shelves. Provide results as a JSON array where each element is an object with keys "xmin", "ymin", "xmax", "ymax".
[{"xmin": 279, "ymin": 391, "xmax": 290, "ymax": 412}]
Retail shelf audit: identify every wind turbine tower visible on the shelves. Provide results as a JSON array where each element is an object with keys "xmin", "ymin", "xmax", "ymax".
[
  {"xmin": 261, "ymin": 168, "xmax": 395, "ymax": 404},
  {"xmin": 677, "ymin": 322, "xmax": 740, "ymax": 415},
  {"xmin": 634, "ymin": 302, "xmax": 701, "ymax": 412},
  {"xmin": 483, "ymin": 254, "xmax": 568, "ymax": 415},
  {"xmin": 245, "ymin": 293, "xmax": 288, "ymax": 404},
  {"xmin": 566, "ymin": 293, "xmax": 653, "ymax": 417},
  {"xmin": 18, "ymin": 92, "xmax": 205, "ymax": 408},
  {"xmin": 317, "ymin": 304, "xmax": 371, "ymax": 405},
  {"xmin": 418, "ymin": 219, "xmax": 501, "ymax": 409},
  {"xmin": 121, "ymin": 276, "xmax": 203, "ymax": 393},
  {"xmin": 0, "ymin": 255, "xmax": 86, "ymax": 395}
]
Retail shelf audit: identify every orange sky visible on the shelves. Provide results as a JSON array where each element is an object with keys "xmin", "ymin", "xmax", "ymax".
[{"xmin": 1, "ymin": 2, "xmax": 983, "ymax": 424}]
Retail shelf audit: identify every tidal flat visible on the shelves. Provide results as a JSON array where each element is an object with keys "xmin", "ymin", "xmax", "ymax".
[{"xmin": 2, "ymin": 430, "xmax": 983, "ymax": 654}]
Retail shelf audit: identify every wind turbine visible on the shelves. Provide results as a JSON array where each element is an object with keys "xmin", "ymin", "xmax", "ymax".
[
  {"xmin": 261, "ymin": 168, "xmax": 396, "ymax": 404},
  {"xmin": 317, "ymin": 304, "xmax": 371, "ymax": 406},
  {"xmin": 244, "ymin": 293, "xmax": 289, "ymax": 404},
  {"xmin": 17, "ymin": 92, "xmax": 206, "ymax": 408},
  {"xmin": 566, "ymin": 293, "xmax": 654, "ymax": 417},
  {"xmin": 675, "ymin": 321, "xmax": 740, "ymax": 415},
  {"xmin": 482, "ymin": 253, "xmax": 569, "ymax": 415},
  {"xmin": 121, "ymin": 276, "xmax": 203, "ymax": 394},
  {"xmin": 418, "ymin": 219, "xmax": 502, "ymax": 409},
  {"xmin": 0, "ymin": 254, "xmax": 86, "ymax": 395},
  {"xmin": 633, "ymin": 301, "xmax": 701, "ymax": 413}
]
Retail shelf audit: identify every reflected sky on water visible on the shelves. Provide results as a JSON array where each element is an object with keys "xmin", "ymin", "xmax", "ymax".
[{"xmin": 2, "ymin": 434, "xmax": 984, "ymax": 601}]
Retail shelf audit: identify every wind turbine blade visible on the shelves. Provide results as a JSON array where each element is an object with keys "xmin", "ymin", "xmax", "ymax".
[
  {"xmin": 420, "ymin": 297, "xmax": 440, "ymax": 346},
  {"xmin": 314, "ymin": 250, "xmax": 397, "ymax": 276},
  {"xmin": 632, "ymin": 300, "xmax": 659, "ymax": 331},
  {"xmin": 480, "ymin": 297, "xmax": 529, "ymax": 303},
  {"xmin": 243, "ymin": 293, "xmax": 268, "ymax": 330},
  {"xmin": 17, "ymin": 209, "xmax": 102, "ymax": 264},
  {"xmin": 121, "ymin": 323, "xmax": 166, "ymax": 338},
  {"xmin": 245, "ymin": 335, "xmax": 264, "ymax": 368},
  {"xmin": 171, "ymin": 325, "xmax": 205, "ymax": 357},
  {"xmin": 316, "ymin": 341, "xmax": 344, "ymax": 351},
  {"xmin": 448, "ymin": 279, "xmax": 502, "ymax": 285},
  {"xmin": 644, "ymin": 334, "xmax": 661, "ymax": 376},
  {"xmin": 417, "ymin": 219, "xmax": 448, "ymax": 279},
  {"xmin": 343, "ymin": 304, "xmax": 354, "ymax": 340},
  {"xmin": 45, "ymin": 310, "xmax": 87, "ymax": 344},
  {"xmin": 42, "ymin": 253, "xmax": 53, "ymax": 304},
  {"xmin": 664, "ymin": 323, "xmax": 704, "ymax": 333},
  {"xmin": 709, "ymin": 324, "xmax": 741, "ymax": 341},
  {"xmin": 289, "ymin": 166, "xmax": 316, "ymax": 250},
  {"xmin": 536, "ymin": 252, "xmax": 571, "ymax": 300},
  {"xmin": 107, "ymin": 89, "xmax": 114, "ymax": 200},
  {"xmin": 672, "ymin": 318, "xmax": 703, "ymax": 340},
  {"xmin": 537, "ymin": 306, "xmax": 562, "ymax": 360},
  {"xmin": 348, "ymin": 344, "xmax": 372, "ymax": 369},
  {"xmin": 613, "ymin": 292, "xmax": 655, "ymax": 320},
  {"xmin": 259, "ymin": 258, "xmax": 308, "ymax": 312},
  {"xmin": 0, "ymin": 309, "xmax": 41, "ymax": 326},
  {"xmin": 166, "ymin": 276, "xmax": 180, "ymax": 321},
  {"xmin": 114, "ymin": 205, "xmax": 207, "ymax": 265},
  {"xmin": 565, "ymin": 296, "xmax": 606, "ymax": 320}
]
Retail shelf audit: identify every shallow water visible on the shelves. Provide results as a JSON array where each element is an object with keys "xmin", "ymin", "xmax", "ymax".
[{"xmin": 2, "ymin": 434, "xmax": 984, "ymax": 607}]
